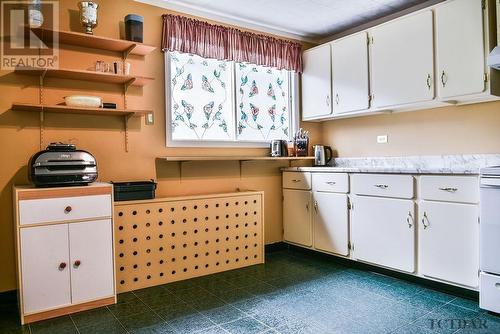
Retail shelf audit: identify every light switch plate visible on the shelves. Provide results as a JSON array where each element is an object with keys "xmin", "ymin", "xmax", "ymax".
[
  {"xmin": 146, "ymin": 113, "xmax": 154, "ymax": 125},
  {"xmin": 377, "ymin": 135, "xmax": 388, "ymax": 144}
]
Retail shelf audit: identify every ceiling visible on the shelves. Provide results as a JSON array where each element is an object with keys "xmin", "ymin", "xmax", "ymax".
[{"xmin": 138, "ymin": 0, "xmax": 432, "ymax": 42}]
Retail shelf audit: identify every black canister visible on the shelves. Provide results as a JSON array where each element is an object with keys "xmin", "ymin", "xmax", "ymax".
[{"xmin": 125, "ymin": 14, "xmax": 143, "ymax": 43}]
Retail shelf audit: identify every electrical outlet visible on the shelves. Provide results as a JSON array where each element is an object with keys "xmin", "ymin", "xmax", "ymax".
[
  {"xmin": 146, "ymin": 113, "xmax": 154, "ymax": 125},
  {"xmin": 377, "ymin": 135, "xmax": 388, "ymax": 144}
]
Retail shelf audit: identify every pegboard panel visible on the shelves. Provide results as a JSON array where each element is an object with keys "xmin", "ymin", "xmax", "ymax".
[{"xmin": 114, "ymin": 191, "xmax": 264, "ymax": 293}]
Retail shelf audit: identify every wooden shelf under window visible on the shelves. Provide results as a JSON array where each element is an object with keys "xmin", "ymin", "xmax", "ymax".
[
  {"xmin": 12, "ymin": 103, "xmax": 150, "ymax": 117},
  {"xmin": 32, "ymin": 28, "xmax": 156, "ymax": 56},
  {"xmin": 160, "ymin": 156, "xmax": 315, "ymax": 162},
  {"xmin": 14, "ymin": 66, "xmax": 154, "ymax": 87}
]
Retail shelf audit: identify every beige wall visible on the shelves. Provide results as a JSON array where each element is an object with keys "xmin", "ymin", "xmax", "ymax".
[
  {"xmin": 0, "ymin": 0, "xmax": 320, "ymax": 292},
  {"xmin": 322, "ymin": 101, "xmax": 500, "ymax": 157}
]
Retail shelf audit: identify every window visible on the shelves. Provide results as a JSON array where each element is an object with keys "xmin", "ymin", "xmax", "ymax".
[{"xmin": 166, "ymin": 51, "xmax": 297, "ymax": 147}]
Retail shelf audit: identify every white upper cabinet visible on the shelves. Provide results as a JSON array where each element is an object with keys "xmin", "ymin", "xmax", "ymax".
[
  {"xmin": 301, "ymin": 44, "xmax": 332, "ymax": 120},
  {"xmin": 331, "ymin": 32, "xmax": 370, "ymax": 115},
  {"xmin": 370, "ymin": 10, "xmax": 435, "ymax": 108},
  {"xmin": 435, "ymin": 0, "xmax": 485, "ymax": 99}
]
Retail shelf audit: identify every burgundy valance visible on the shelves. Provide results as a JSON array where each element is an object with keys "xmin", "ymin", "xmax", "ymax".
[{"xmin": 161, "ymin": 14, "xmax": 303, "ymax": 73}]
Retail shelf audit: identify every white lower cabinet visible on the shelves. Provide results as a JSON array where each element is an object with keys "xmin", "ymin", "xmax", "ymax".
[
  {"xmin": 14, "ymin": 184, "xmax": 115, "ymax": 324},
  {"xmin": 283, "ymin": 189, "xmax": 312, "ymax": 247},
  {"xmin": 313, "ymin": 192, "xmax": 349, "ymax": 256},
  {"xmin": 352, "ymin": 196, "xmax": 415, "ymax": 273},
  {"xmin": 419, "ymin": 201, "xmax": 479, "ymax": 288},
  {"xmin": 20, "ymin": 224, "xmax": 71, "ymax": 314}
]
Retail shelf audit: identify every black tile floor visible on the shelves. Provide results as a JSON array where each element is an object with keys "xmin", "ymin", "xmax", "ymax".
[{"xmin": 1, "ymin": 249, "xmax": 500, "ymax": 334}]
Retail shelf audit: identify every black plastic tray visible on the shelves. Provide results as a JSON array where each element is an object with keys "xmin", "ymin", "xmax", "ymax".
[{"xmin": 112, "ymin": 180, "xmax": 157, "ymax": 201}]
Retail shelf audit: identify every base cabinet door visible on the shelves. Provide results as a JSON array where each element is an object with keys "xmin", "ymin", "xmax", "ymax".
[
  {"xmin": 313, "ymin": 192, "xmax": 349, "ymax": 256},
  {"xmin": 352, "ymin": 196, "xmax": 415, "ymax": 272},
  {"xmin": 20, "ymin": 224, "xmax": 71, "ymax": 314},
  {"xmin": 283, "ymin": 189, "xmax": 312, "ymax": 247},
  {"xmin": 69, "ymin": 219, "xmax": 115, "ymax": 304},
  {"xmin": 419, "ymin": 201, "xmax": 479, "ymax": 288}
]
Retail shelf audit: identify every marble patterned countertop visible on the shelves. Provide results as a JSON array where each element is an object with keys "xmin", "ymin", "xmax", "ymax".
[{"xmin": 283, "ymin": 154, "xmax": 500, "ymax": 175}]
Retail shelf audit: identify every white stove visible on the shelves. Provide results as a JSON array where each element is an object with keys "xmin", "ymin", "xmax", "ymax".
[{"xmin": 480, "ymin": 166, "xmax": 500, "ymax": 313}]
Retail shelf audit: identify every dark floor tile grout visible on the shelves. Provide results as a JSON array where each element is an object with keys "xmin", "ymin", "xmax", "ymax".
[{"xmin": 104, "ymin": 303, "xmax": 132, "ymax": 334}]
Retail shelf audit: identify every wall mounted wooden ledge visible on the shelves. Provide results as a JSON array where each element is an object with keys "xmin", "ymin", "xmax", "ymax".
[
  {"xmin": 11, "ymin": 103, "xmax": 151, "ymax": 118},
  {"xmin": 31, "ymin": 28, "xmax": 156, "ymax": 56},
  {"xmin": 14, "ymin": 67, "xmax": 154, "ymax": 87},
  {"xmin": 160, "ymin": 156, "xmax": 315, "ymax": 162}
]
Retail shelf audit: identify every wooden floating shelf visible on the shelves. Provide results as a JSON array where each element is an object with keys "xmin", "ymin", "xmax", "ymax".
[
  {"xmin": 161, "ymin": 156, "xmax": 315, "ymax": 162},
  {"xmin": 32, "ymin": 28, "xmax": 156, "ymax": 56},
  {"xmin": 12, "ymin": 103, "xmax": 150, "ymax": 117},
  {"xmin": 14, "ymin": 66, "xmax": 154, "ymax": 87}
]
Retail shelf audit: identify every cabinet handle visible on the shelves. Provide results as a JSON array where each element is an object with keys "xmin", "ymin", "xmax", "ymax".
[
  {"xmin": 406, "ymin": 212, "xmax": 413, "ymax": 228},
  {"xmin": 426, "ymin": 74, "xmax": 432, "ymax": 90},
  {"xmin": 439, "ymin": 187, "xmax": 458, "ymax": 192},
  {"xmin": 291, "ymin": 179, "xmax": 301, "ymax": 183},
  {"xmin": 421, "ymin": 212, "xmax": 430, "ymax": 230},
  {"xmin": 305, "ymin": 202, "xmax": 309, "ymax": 211},
  {"xmin": 325, "ymin": 181, "xmax": 336, "ymax": 185},
  {"xmin": 314, "ymin": 201, "xmax": 318, "ymax": 213},
  {"xmin": 335, "ymin": 93, "xmax": 340, "ymax": 105},
  {"xmin": 374, "ymin": 184, "xmax": 389, "ymax": 189},
  {"xmin": 441, "ymin": 71, "xmax": 447, "ymax": 87},
  {"xmin": 73, "ymin": 260, "xmax": 81, "ymax": 268},
  {"xmin": 64, "ymin": 206, "xmax": 72, "ymax": 213},
  {"xmin": 326, "ymin": 94, "xmax": 330, "ymax": 107},
  {"xmin": 58, "ymin": 262, "xmax": 67, "ymax": 270}
]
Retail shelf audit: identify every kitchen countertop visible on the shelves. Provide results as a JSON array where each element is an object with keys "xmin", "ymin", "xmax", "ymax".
[
  {"xmin": 283, "ymin": 154, "xmax": 500, "ymax": 175},
  {"xmin": 282, "ymin": 166, "xmax": 480, "ymax": 175}
]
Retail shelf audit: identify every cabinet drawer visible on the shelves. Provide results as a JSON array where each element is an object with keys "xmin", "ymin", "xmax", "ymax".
[
  {"xmin": 312, "ymin": 173, "xmax": 349, "ymax": 193},
  {"xmin": 480, "ymin": 272, "xmax": 500, "ymax": 313},
  {"xmin": 351, "ymin": 174, "xmax": 414, "ymax": 199},
  {"xmin": 19, "ymin": 195, "xmax": 112, "ymax": 226},
  {"xmin": 283, "ymin": 172, "xmax": 312, "ymax": 190},
  {"xmin": 420, "ymin": 176, "xmax": 479, "ymax": 203}
]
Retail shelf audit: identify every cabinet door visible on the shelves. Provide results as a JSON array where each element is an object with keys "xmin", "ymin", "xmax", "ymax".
[
  {"xmin": 435, "ymin": 0, "xmax": 485, "ymax": 99},
  {"xmin": 301, "ymin": 44, "xmax": 332, "ymax": 120},
  {"xmin": 313, "ymin": 192, "xmax": 349, "ymax": 256},
  {"xmin": 332, "ymin": 32, "xmax": 370, "ymax": 114},
  {"xmin": 352, "ymin": 196, "xmax": 415, "ymax": 272},
  {"xmin": 20, "ymin": 224, "xmax": 71, "ymax": 314},
  {"xmin": 419, "ymin": 201, "xmax": 479, "ymax": 288},
  {"xmin": 370, "ymin": 11, "xmax": 434, "ymax": 108},
  {"xmin": 69, "ymin": 219, "xmax": 115, "ymax": 304},
  {"xmin": 283, "ymin": 189, "xmax": 312, "ymax": 247}
]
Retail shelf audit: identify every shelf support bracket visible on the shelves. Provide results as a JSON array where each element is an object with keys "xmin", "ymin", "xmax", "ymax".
[
  {"xmin": 38, "ymin": 70, "xmax": 47, "ymax": 150},
  {"xmin": 123, "ymin": 45, "xmax": 136, "ymax": 60}
]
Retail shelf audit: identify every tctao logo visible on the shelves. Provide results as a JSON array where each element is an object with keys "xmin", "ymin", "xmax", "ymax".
[{"xmin": 1, "ymin": 1, "xmax": 59, "ymax": 70}]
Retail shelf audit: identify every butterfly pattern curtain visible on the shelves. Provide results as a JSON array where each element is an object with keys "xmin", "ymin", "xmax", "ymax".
[{"xmin": 162, "ymin": 14, "xmax": 303, "ymax": 73}]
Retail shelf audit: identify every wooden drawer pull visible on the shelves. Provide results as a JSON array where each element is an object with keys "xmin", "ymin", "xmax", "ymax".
[
  {"xmin": 58, "ymin": 262, "xmax": 67, "ymax": 270},
  {"xmin": 73, "ymin": 260, "xmax": 81, "ymax": 268},
  {"xmin": 64, "ymin": 206, "xmax": 72, "ymax": 213}
]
